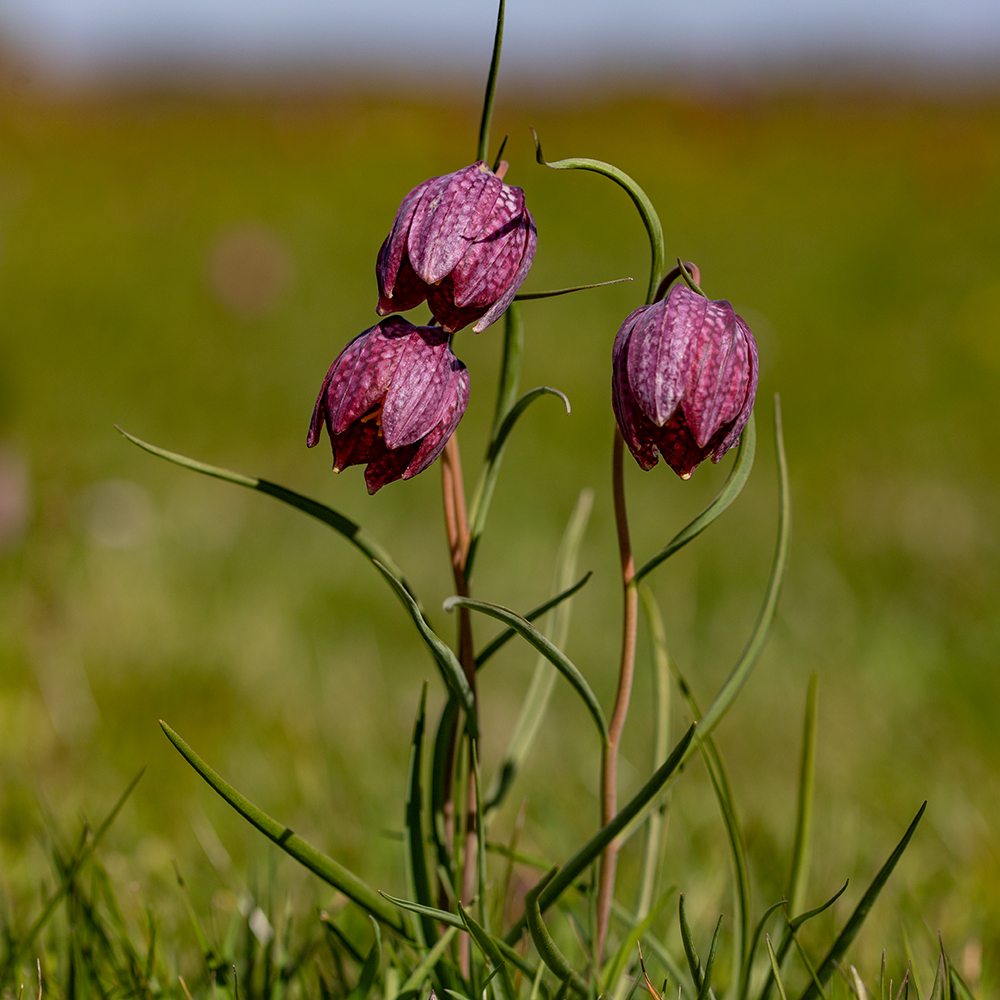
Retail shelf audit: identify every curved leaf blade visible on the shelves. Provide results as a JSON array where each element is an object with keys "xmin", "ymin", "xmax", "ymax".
[
  {"xmin": 532, "ymin": 129, "xmax": 664, "ymax": 303},
  {"xmin": 694, "ymin": 396, "xmax": 791, "ymax": 745},
  {"xmin": 377, "ymin": 563, "xmax": 477, "ymax": 738},
  {"xmin": 524, "ymin": 869, "xmax": 589, "ymax": 997},
  {"xmin": 466, "ymin": 386, "xmax": 571, "ymax": 576},
  {"xmin": 797, "ymin": 804, "xmax": 927, "ymax": 1000},
  {"xmin": 118, "ymin": 428, "xmax": 417, "ymax": 603},
  {"xmin": 476, "ymin": 572, "xmax": 593, "ymax": 670},
  {"xmin": 444, "ymin": 595, "xmax": 606, "ymax": 746},
  {"xmin": 635, "ymin": 415, "xmax": 756, "ymax": 583},
  {"xmin": 160, "ymin": 721, "xmax": 411, "ymax": 938},
  {"xmin": 405, "ymin": 682, "xmax": 437, "ymax": 947},
  {"xmin": 505, "ymin": 725, "xmax": 696, "ymax": 944},
  {"xmin": 346, "ymin": 918, "xmax": 382, "ymax": 1000}
]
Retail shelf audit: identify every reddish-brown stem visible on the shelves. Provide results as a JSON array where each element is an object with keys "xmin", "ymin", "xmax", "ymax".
[
  {"xmin": 441, "ymin": 434, "xmax": 478, "ymax": 977},
  {"xmin": 596, "ymin": 428, "xmax": 639, "ymax": 964}
]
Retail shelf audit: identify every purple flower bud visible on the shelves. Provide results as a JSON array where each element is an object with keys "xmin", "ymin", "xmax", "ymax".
[
  {"xmin": 307, "ymin": 317, "xmax": 470, "ymax": 494},
  {"xmin": 376, "ymin": 161, "xmax": 537, "ymax": 334},
  {"xmin": 612, "ymin": 283, "xmax": 758, "ymax": 479}
]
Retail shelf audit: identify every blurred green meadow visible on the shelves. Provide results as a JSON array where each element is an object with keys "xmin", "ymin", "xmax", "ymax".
[{"xmin": 1, "ymin": 78, "xmax": 999, "ymax": 990}]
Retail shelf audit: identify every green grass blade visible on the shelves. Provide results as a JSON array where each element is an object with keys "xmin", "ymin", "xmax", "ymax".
[
  {"xmin": 673, "ymin": 664, "xmax": 751, "ymax": 995},
  {"xmin": 466, "ymin": 385, "xmax": 571, "ymax": 576},
  {"xmin": 377, "ymin": 563, "xmax": 477, "ymax": 738},
  {"xmin": 797, "ymin": 803, "xmax": 927, "ymax": 1000},
  {"xmin": 445, "ymin": 595, "xmax": 606, "ymax": 746},
  {"xmin": 346, "ymin": 918, "xmax": 382, "ymax": 1000},
  {"xmin": 118, "ymin": 427, "xmax": 417, "ymax": 602},
  {"xmin": 490, "ymin": 301, "xmax": 523, "ymax": 440},
  {"xmin": 515, "ymin": 277, "xmax": 633, "ymax": 301},
  {"xmin": 476, "ymin": 572, "xmax": 593, "ymax": 670},
  {"xmin": 679, "ymin": 894, "xmax": 703, "ymax": 993},
  {"xmin": 476, "ymin": 0, "xmax": 504, "ymax": 162},
  {"xmin": 524, "ymin": 869, "xmax": 589, "ymax": 997},
  {"xmin": 400, "ymin": 927, "xmax": 459, "ymax": 993},
  {"xmin": 405, "ymin": 682, "xmax": 437, "ymax": 948},
  {"xmin": 459, "ymin": 904, "xmax": 515, "ymax": 1000},
  {"xmin": 787, "ymin": 672, "xmax": 819, "ymax": 918},
  {"xmin": 602, "ymin": 887, "xmax": 673, "ymax": 995},
  {"xmin": 697, "ymin": 916, "xmax": 723, "ymax": 1000},
  {"xmin": 693, "ymin": 395, "xmax": 791, "ymax": 747},
  {"xmin": 927, "ymin": 954, "xmax": 945, "ymax": 1000},
  {"xmin": 636, "ymin": 587, "xmax": 672, "ymax": 923},
  {"xmin": 430, "ymin": 693, "xmax": 461, "ymax": 897},
  {"xmin": 635, "ymin": 416, "xmax": 756, "ymax": 583},
  {"xmin": 1, "ymin": 768, "xmax": 145, "ymax": 979},
  {"xmin": 484, "ymin": 490, "xmax": 593, "ymax": 814},
  {"xmin": 160, "ymin": 721, "xmax": 411, "ymax": 938},
  {"xmin": 531, "ymin": 130, "xmax": 664, "ymax": 303},
  {"xmin": 766, "ymin": 936, "xmax": 789, "ymax": 1000},
  {"xmin": 504, "ymin": 725, "xmax": 695, "ymax": 945},
  {"xmin": 947, "ymin": 967, "xmax": 975, "ymax": 1000},
  {"xmin": 743, "ymin": 901, "xmax": 791, "ymax": 1000},
  {"xmin": 758, "ymin": 882, "xmax": 849, "ymax": 1000}
]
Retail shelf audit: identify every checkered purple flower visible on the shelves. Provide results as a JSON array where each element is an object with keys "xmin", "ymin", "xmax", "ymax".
[
  {"xmin": 612, "ymin": 283, "xmax": 758, "ymax": 479},
  {"xmin": 308, "ymin": 317, "xmax": 470, "ymax": 493}
]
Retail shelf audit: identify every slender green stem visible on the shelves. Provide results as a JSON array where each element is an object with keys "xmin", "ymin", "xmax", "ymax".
[
  {"xmin": 477, "ymin": 0, "xmax": 506, "ymax": 163},
  {"xmin": 532, "ymin": 129, "xmax": 664, "ymax": 303},
  {"xmin": 596, "ymin": 429, "xmax": 640, "ymax": 964}
]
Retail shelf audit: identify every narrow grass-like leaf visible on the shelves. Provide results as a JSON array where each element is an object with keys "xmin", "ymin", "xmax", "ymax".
[
  {"xmin": 758, "ymin": 882, "xmax": 849, "ymax": 1000},
  {"xmin": 673, "ymin": 665, "xmax": 751, "ymax": 996},
  {"xmin": 431, "ymin": 693, "xmax": 461, "ymax": 893},
  {"xmin": 947, "ymin": 967, "xmax": 975, "ymax": 1000},
  {"xmin": 173, "ymin": 860, "xmax": 223, "ymax": 976},
  {"xmin": 476, "ymin": 0, "xmax": 504, "ymax": 162},
  {"xmin": 766, "ymin": 936, "xmax": 789, "ymax": 1000},
  {"xmin": 636, "ymin": 587, "xmax": 671, "ymax": 923},
  {"xmin": 504, "ymin": 725, "xmax": 695, "ymax": 944},
  {"xmin": 378, "ymin": 564, "xmax": 477, "ymax": 737},
  {"xmin": 118, "ymin": 428, "xmax": 416, "ymax": 600},
  {"xmin": 1, "ymin": 768, "xmax": 144, "ymax": 979},
  {"xmin": 445, "ymin": 595, "xmax": 606, "ymax": 745},
  {"xmin": 635, "ymin": 416, "xmax": 756, "ymax": 582},
  {"xmin": 928, "ymin": 954, "xmax": 946, "ymax": 1000},
  {"xmin": 797, "ymin": 803, "xmax": 927, "ymax": 1000},
  {"xmin": 160, "ymin": 722, "xmax": 411, "ymax": 937},
  {"xmin": 532, "ymin": 129, "xmax": 664, "ymax": 302},
  {"xmin": 405, "ymin": 682, "xmax": 436, "ymax": 948},
  {"xmin": 524, "ymin": 869, "xmax": 589, "ymax": 997},
  {"xmin": 788, "ymin": 673, "xmax": 819, "ymax": 918},
  {"xmin": 401, "ymin": 927, "xmax": 459, "ymax": 993},
  {"xmin": 382, "ymin": 893, "xmax": 547, "ymax": 993},
  {"xmin": 515, "ymin": 277, "xmax": 632, "ymax": 301},
  {"xmin": 602, "ymin": 888, "xmax": 673, "ymax": 995},
  {"xmin": 485, "ymin": 491, "xmax": 593, "ymax": 814},
  {"xmin": 345, "ymin": 919, "xmax": 382, "ymax": 1000},
  {"xmin": 466, "ymin": 386, "xmax": 571, "ymax": 576},
  {"xmin": 742, "ymin": 900, "xmax": 789, "ymax": 1000},
  {"xmin": 459, "ymin": 905, "xmax": 515, "ymax": 1000},
  {"xmin": 490, "ymin": 301, "xmax": 524, "ymax": 441},
  {"xmin": 476, "ymin": 572, "xmax": 593, "ymax": 670},
  {"xmin": 694, "ymin": 396, "xmax": 790, "ymax": 747},
  {"xmin": 697, "ymin": 917, "xmax": 724, "ymax": 1000},
  {"xmin": 679, "ymin": 894, "xmax": 703, "ymax": 993}
]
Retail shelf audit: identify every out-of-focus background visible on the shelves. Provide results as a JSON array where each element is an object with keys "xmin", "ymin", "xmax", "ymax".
[{"xmin": 1, "ymin": 0, "xmax": 999, "ymax": 989}]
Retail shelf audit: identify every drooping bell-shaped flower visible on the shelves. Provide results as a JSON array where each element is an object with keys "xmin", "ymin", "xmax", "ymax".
[
  {"xmin": 612, "ymin": 282, "xmax": 758, "ymax": 479},
  {"xmin": 376, "ymin": 161, "xmax": 537, "ymax": 334},
  {"xmin": 308, "ymin": 316, "xmax": 470, "ymax": 493}
]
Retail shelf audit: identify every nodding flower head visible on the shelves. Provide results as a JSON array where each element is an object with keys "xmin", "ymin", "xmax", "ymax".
[
  {"xmin": 308, "ymin": 317, "xmax": 470, "ymax": 493},
  {"xmin": 376, "ymin": 161, "xmax": 537, "ymax": 334},
  {"xmin": 612, "ymin": 280, "xmax": 758, "ymax": 479}
]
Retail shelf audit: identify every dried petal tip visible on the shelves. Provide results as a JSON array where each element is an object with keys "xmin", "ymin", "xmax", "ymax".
[
  {"xmin": 376, "ymin": 162, "xmax": 537, "ymax": 334},
  {"xmin": 612, "ymin": 282, "xmax": 758, "ymax": 478},
  {"xmin": 308, "ymin": 317, "xmax": 470, "ymax": 492}
]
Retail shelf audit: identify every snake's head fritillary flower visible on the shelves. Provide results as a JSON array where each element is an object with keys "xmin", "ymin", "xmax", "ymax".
[
  {"xmin": 307, "ymin": 317, "xmax": 470, "ymax": 494},
  {"xmin": 612, "ymin": 282, "xmax": 758, "ymax": 479},
  {"xmin": 376, "ymin": 161, "xmax": 537, "ymax": 334}
]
